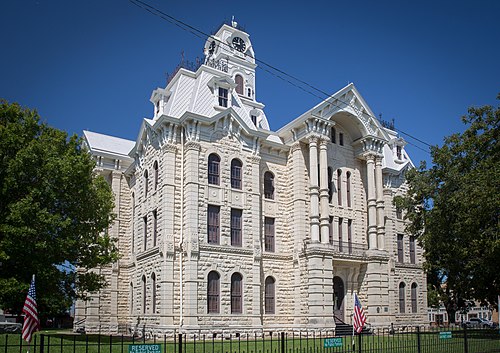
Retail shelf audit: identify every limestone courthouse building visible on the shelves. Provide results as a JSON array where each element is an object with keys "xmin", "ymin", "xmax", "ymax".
[{"xmin": 75, "ymin": 22, "xmax": 427, "ymax": 335}]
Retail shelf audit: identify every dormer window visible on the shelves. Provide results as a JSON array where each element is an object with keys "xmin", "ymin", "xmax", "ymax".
[
  {"xmin": 251, "ymin": 115, "xmax": 257, "ymax": 126},
  {"xmin": 396, "ymin": 145, "xmax": 402, "ymax": 160},
  {"xmin": 155, "ymin": 101, "xmax": 160, "ymax": 114},
  {"xmin": 218, "ymin": 87, "xmax": 228, "ymax": 107},
  {"xmin": 235, "ymin": 75, "xmax": 244, "ymax": 95}
]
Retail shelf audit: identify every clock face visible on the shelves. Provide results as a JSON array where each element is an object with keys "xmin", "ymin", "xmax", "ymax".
[
  {"xmin": 232, "ymin": 37, "xmax": 246, "ymax": 52},
  {"xmin": 208, "ymin": 41, "xmax": 216, "ymax": 55}
]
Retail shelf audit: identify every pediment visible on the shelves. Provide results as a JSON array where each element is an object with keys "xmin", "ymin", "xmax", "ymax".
[{"xmin": 278, "ymin": 83, "xmax": 390, "ymax": 143}]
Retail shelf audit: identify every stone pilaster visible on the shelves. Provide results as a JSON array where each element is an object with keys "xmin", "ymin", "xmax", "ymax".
[
  {"xmin": 319, "ymin": 138, "xmax": 330, "ymax": 244},
  {"xmin": 183, "ymin": 140, "xmax": 201, "ymax": 328},
  {"xmin": 375, "ymin": 157, "xmax": 385, "ymax": 250},
  {"xmin": 308, "ymin": 136, "xmax": 320, "ymax": 242},
  {"xmin": 109, "ymin": 171, "xmax": 122, "ymax": 333},
  {"xmin": 365, "ymin": 154, "xmax": 377, "ymax": 250},
  {"xmin": 160, "ymin": 143, "xmax": 177, "ymax": 326}
]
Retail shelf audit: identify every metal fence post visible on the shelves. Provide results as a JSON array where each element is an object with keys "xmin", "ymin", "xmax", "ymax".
[
  {"xmin": 40, "ymin": 334, "xmax": 45, "ymax": 353},
  {"xmin": 178, "ymin": 334, "xmax": 183, "ymax": 353},
  {"xmin": 280, "ymin": 332, "xmax": 285, "ymax": 353},
  {"xmin": 416, "ymin": 326, "xmax": 421, "ymax": 353},
  {"xmin": 463, "ymin": 325, "xmax": 469, "ymax": 353},
  {"xmin": 358, "ymin": 334, "xmax": 362, "ymax": 353}
]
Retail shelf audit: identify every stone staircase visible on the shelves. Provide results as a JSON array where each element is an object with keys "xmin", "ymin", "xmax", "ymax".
[{"xmin": 334, "ymin": 316, "xmax": 372, "ymax": 336}]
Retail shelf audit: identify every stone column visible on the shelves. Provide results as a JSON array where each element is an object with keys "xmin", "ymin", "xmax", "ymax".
[
  {"xmin": 365, "ymin": 154, "xmax": 377, "ymax": 250},
  {"xmin": 308, "ymin": 136, "xmax": 320, "ymax": 243},
  {"xmin": 375, "ymin": 157, "xmax": 385, "ymax": 250},
  {"xmin": 319, "ymin": 138, "xmax": 330, "ymax": 244},
  {"xmin": 290, "ymin": 142, "xmax": 307, "ymax": 324}
]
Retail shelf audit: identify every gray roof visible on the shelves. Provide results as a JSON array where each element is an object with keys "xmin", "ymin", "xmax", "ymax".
[{"xmin": 83, "ymin": 130, "xmax": 134, "ymax": 157}]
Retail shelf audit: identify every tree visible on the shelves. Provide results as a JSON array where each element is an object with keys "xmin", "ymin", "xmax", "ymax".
[
  {"xmin": 396, "ymin": 95, "xmax": 500, "ymax": 323},
  {"xmin": 0, "ymin": 100, "xmax": 119, "ymax": 320}
]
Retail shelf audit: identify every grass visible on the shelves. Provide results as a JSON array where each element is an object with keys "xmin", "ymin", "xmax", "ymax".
[{"xmin": 1, "ymin": 329, "xmax": 498, "ymax": 353}]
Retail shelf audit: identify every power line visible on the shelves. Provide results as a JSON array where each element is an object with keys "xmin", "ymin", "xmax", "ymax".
[{"xmin": 129, "ymin": 0, "xmax": 432, "ymax": 154}]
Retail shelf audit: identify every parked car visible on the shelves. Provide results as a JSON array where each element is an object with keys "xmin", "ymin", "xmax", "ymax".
[
  {"xmin": 463, "ymin": 317, "xmax": 497, "ymax": 328},
  {"xmin": 0, "ymin": 322, "xmax": 22, "ymax": 333}
]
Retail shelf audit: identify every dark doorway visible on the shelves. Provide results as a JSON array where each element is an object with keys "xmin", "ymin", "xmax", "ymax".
[{"xmin": 333, "ymin": 276, "xmax": 345, "ymax": 321}]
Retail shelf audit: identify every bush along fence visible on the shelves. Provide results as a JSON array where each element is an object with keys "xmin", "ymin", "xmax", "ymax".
[{"xmin": 1, "ymin": 326, "xmax": 499, "ymax": 353}]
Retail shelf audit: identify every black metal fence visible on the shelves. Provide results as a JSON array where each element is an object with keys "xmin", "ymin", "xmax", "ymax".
[{"xmin": 1, "ymin": 326, "xmax": 499, "ymax": 353}]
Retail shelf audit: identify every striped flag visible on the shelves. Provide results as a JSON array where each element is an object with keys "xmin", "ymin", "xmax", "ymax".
[
  {"xmin": 22, "ymin": 276, "xmax": 39, "ymax": 343},
  {"xmin": 353, "ymin": 293, "xmax": 367, "ymax": 334}
]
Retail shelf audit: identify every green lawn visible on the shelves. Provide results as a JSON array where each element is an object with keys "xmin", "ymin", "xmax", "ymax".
[{"xmin": 1, "ymin": 330, "xmax": 498, "ymax": 353}]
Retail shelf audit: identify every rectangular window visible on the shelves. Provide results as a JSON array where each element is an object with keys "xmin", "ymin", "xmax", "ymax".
[
  {"xmin": 218, "ymin": 87, "xmax": 228, "ymax": 107},
  {"xmin": 251, "ymin": 115, "xmax": 257, "ymax": 126},
  {"xmin": 153, "ymin": 210, "xmax": 157, "ymax": 247},
  {"xmin": 409, "ymin": 236, "xmax": 416, "ymax": 264},
  {"xmin": 329, "ymin": 216, "xmax": 334, "ymax": 244},
  {"xmin": 338, "ymin": 218, "xmax": 343, "ymax": 252},
  {"xmin": 347, "ymin": 219, "xmax": 353, "ymax": 254},
  {"xmin": 396, "ymin": 207, "xmax": 403, "ymax": 220},
  {"xmin": 397, "ymin": 234, "xmax": 404, "ymax": 263},
  {"xmin": 231, "ymin": 208, "xmax": 242, "ymax": 247},
  {"xmin": 143, "ymin": 216, "xmax": 147, "ymax": 251},
  {"xmin": 264, "ymin": 217, "xmax": 275, "ymax": 252},
  {"xmin": 339, "ymin": 133, "xmax": 344, "ymax": 146},
  {"xmin": 208, "ymin": 205, "xmax": 220, "ymax": 244},
  {"xmin": 396, "ymin": 145, "xmax": 402, "ymax": 159}
]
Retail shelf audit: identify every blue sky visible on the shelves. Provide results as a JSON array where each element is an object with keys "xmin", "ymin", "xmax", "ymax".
[{"xmin": 1, "ymin": 0, "xmax": 499, "ymax": 166}]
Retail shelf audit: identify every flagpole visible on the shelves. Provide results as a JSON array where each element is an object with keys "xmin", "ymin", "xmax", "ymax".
[{"xmin": 352, "ymin": 292, "xmax": 355, "ymax": 352}]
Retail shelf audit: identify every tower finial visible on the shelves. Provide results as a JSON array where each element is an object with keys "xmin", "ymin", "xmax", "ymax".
[{"xmin": 231, "ymin": 16, "xmax": 238, "ymax": 28}]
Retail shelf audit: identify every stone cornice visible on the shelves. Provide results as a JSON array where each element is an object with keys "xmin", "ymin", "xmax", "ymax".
[{"xmin": 199, "ymin": 244, "xmax": 254, "ymax": 256}]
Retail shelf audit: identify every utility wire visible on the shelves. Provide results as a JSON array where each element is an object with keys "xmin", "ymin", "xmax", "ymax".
[{"xmin": 129, "ymin": 0, "xmax": 432, "ymax": 153}]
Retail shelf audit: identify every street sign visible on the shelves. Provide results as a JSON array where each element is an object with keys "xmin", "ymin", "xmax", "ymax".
[
  {"xmin": 324, "ymin": 337, "xmax": 343, "ymax": 348},
  {"xmin": 439, "ymin": 331, "xmax": 452, "ymax": 339},
  {"xmin": 128, "ymin": 344, "xmax": 162, "ymax": 353}
]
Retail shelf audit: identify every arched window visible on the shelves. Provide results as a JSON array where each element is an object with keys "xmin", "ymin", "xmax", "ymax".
[
  {"xmin": 399, "ymin": 282, "xmax": 406, "ymax": 313},
  {"xmin": 328, "ymin": 167, "xmax": 333, "ymax": 203},
  {"xmin": 235, "ymin": 75, "xmax": 244, "ymax": 95},
  {"xmin": 153, "ymin": 161, "xmax": 159, "ymax": 191},
  {"xmin": 337, "ymin": 169, "xmax": 342, "ymax": 206},
  {"xmin": 231, "ymin": 159, "xmax": 242, "ymax": 189},
  {"xmin": 346, "ymin": 171, "xmax": 351, "ymax": 207},
  {"xmin": 264, "ymin": 171, "xmax": 275, "ymax": 200},
  {"xmin": 151, "ymin": 273, "xmax": 156, "ymax": 314},
  {"xmin": 208, "ymin": 153, "xmax": 220, "ymax": 185},
  {"xmin": 265, "ymin": 276, "xmax": 275, "ymax": 314},
  {"xmin": 207, "ymin": 271, "xmax": 220, "ymax": 313},
  {"xmin": 129, "ymin": 282, "xmax": 134, "ymax": 314},
  {"xmin": 142, "ymin": 275, "xmax": 147, "ymax": 314},
  {"xmin": 331, "ymin": 127, "xmax": 336, "ymax": 144},
  {"xmin": 144, "ymin": 169, "xmax": 149, "ymax": 197},
  {"xmin": 231, "ymin": 273, "xmax": 243, "ymax": 314},
  {"xmin": 411, "ymin": 283, "xmax": 418, "ymax": 313}
]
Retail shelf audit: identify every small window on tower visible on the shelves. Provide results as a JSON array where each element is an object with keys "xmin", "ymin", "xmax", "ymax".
[
  {"xmin": 218, "ymin": 87, "xmax": 228, "ymax": 107},
  {"xmin": 156, "ymin": 101, "xmax": 160, "ymax": 114},
  {"xmin": 251, "ymin": 115, "xmax": 257, "ymax": 126},
  {"xmin": 247, "ymin": 88, "xmax": 252, "ymax": 97},
  {"xmin": 396, "ymin": 145, "xmax": 402, "ymax": 159},
  {"xmin": 235, "ymin": 75, "xmax": 244, "ymax": 95}
]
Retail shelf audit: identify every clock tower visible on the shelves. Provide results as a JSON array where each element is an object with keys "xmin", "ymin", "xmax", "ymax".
[{"xmin": 203, "ymin": 20, "xmax": 258, "ymax": 104}]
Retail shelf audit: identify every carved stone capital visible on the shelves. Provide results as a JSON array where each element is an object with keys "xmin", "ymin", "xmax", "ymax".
[{"xmin": 184, "ymin": 141, "xmax": 201, "ymax": 152}]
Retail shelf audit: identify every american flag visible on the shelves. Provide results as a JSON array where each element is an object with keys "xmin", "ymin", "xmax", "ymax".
[
  {"xmin": 353, "ymin": 293, "xmax": 367, "ymax": 334},
  {"xmin": 22, "ymin": 276, "xmax": 39, "ymax": 343}
]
